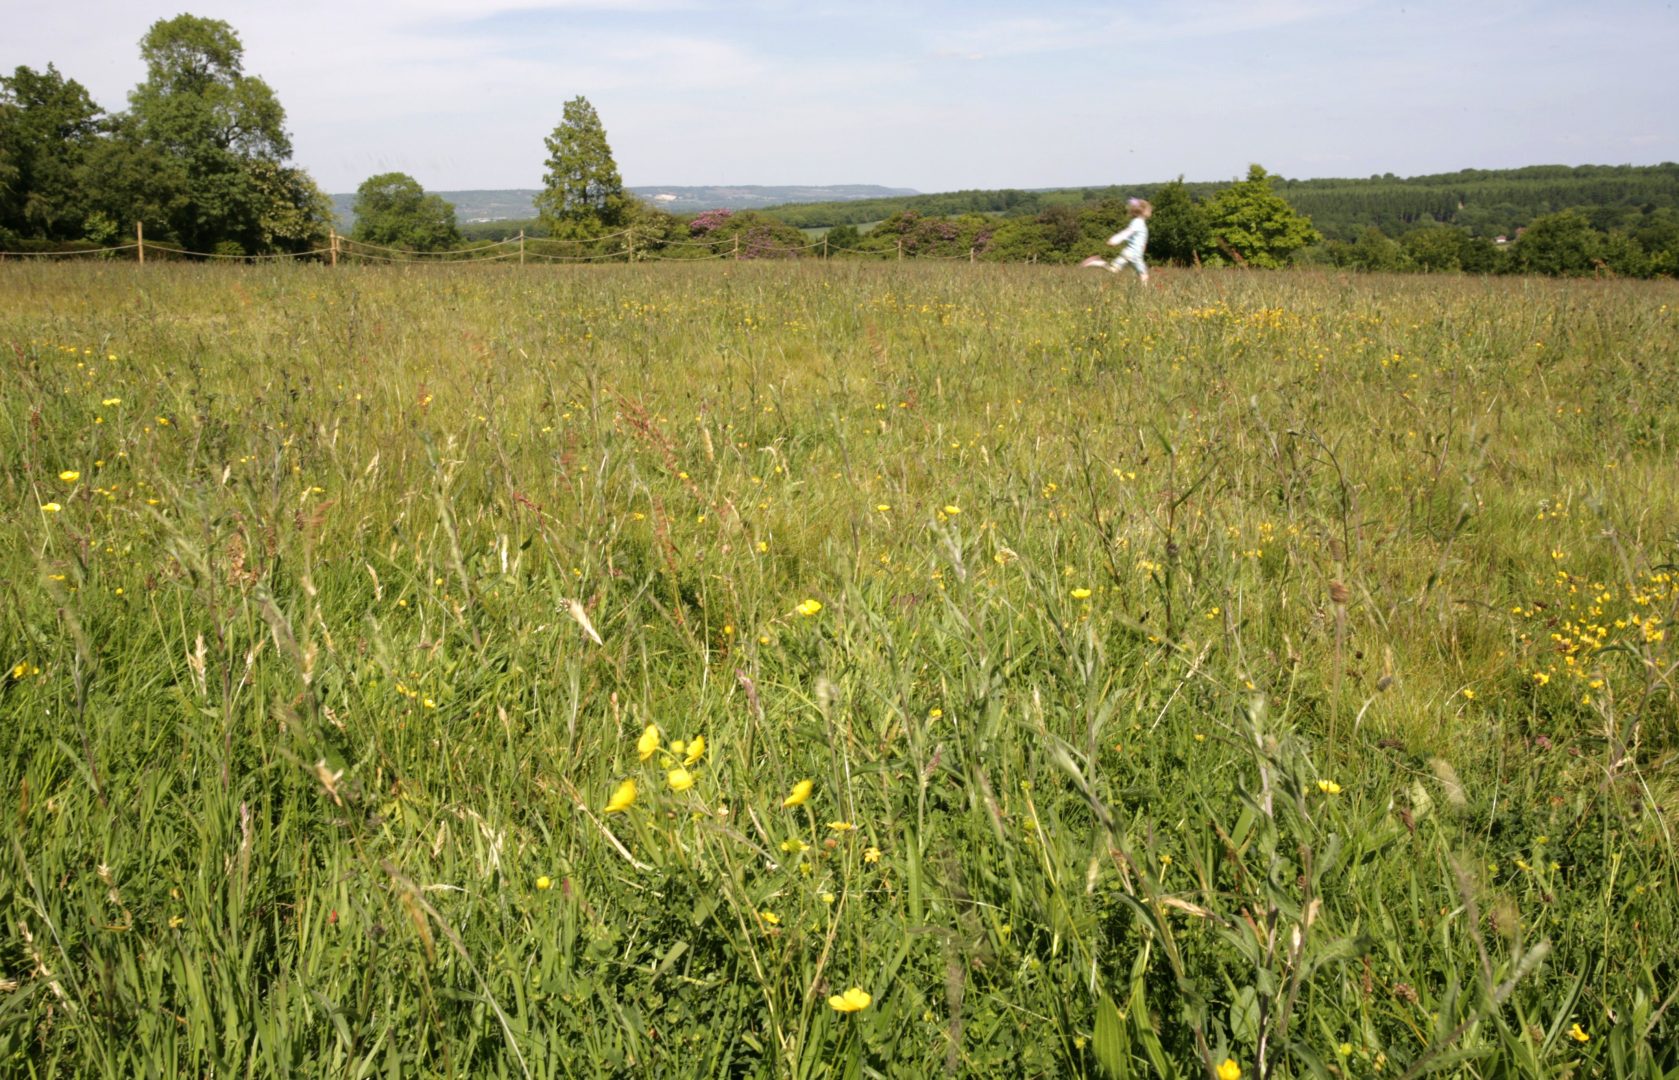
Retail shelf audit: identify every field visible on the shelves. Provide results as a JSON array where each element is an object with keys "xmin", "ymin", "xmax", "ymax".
[{"xmin": 2, "ymin": 261, "xmax": 1678, "ymax": 1078}]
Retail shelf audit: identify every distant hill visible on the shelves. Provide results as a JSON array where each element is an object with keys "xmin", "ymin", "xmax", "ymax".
[
  {"xmin": 329, "ymin": 184, "xmax": 919, "ymax": 227},
  {"xmin": 758, "ymin": 164, "xmax": 1679, "ymax": 241}
]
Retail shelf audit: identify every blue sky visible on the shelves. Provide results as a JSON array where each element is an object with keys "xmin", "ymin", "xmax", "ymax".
[{"xmin": 4, "ymin": 0, "xmax": 1676, "ymax": 193}]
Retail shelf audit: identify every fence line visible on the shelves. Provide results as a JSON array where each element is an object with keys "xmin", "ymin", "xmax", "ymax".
[
  {"xmin": 0, "ymin": 242, "xmax": 142, "ymax": 258},
  {"xmin": 2, "ymin": 224, "xmax": 1004, "ymax": 266}
]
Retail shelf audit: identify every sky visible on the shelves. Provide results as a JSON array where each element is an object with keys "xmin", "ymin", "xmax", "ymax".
[{"xmin": 4, "ymin": 0, "xmax": 1677, "ymax": 194}]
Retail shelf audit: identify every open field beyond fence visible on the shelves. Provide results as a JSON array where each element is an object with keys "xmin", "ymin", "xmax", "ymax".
[{"xmin": 3, "ymin": 262, "xmax": 1678, "ymax": 1077}]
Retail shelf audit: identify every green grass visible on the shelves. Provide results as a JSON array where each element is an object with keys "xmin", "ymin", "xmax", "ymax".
[{"xmin": 2, "ymin": 262, "xmax": 1677, "ymax": 1078}]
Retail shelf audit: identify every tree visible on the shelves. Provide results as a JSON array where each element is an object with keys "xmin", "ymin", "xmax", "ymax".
[
  {"xmin": 823, "ymin": 223, "xmax": 861, "ymax": 254},
  {"xmin": 1401, "ymin": 224, "xmax": 1467, "ymax": 272},
  {"xmin": 1512, "ymin": 211, "xmax": 1601, "ymax": 276},
  {"xmin": 1204, "ymin": 164, "xmax": 1321, "ymax": 268},
  {"xmin": 351, "ymin": 172, "xmax": 461, "ymax": 251},
  {"xmin": 1348, "ymin": 226, "xmax": 1407, "ymax": 272},
  {"xmin": 1146, "ymin": 177, "xmax": 1210, "ymax": 265},
  {"xmin": 123, "ymin": 14, "xmax": 327, "ymax": 253},
  {"xmin": 536, "ymin": 96, "xmax": 626, "ymax": 240},
  {"xmin": 0, "ymin": 64, "xmax": 104, "ymax": 242}
]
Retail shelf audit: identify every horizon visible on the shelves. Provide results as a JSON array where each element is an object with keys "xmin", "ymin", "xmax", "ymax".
[
  {"xmin": 4, "ymin": 1, "xmax": 1675, "ymax": 195},
  {"xmin": 330, "ymin": 162, "xmax": 1679, "ymax": 200}
]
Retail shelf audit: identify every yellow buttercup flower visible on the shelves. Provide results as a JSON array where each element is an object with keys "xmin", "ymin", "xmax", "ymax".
[
  {"xmin": 782, "ymin": 779, "xmax": 813, "ymax": 808},
  {"xmin": 604, "ymin": 778, "xmax": 637, "ymax": 813},
  {"xmin": 863, "ymin": 846, "xmax": 882, "ymax": 863},
  {"xmin": 40, "ymin": 502, "xmax": 62, "ymax": 513},
  {"xmin": 667, "ymin": 767, "xmax": 695, "ymax": 792},
  {"xmin": 796, "ymin": 599, "xmax": 823, "ymax": 617},
  {"xmin": 1216, "ymin": 1059, "xmax": 1241, "ymax": 1080},
  {"xmin": 535, "ymin": 875, "xmax": 552, "ymax": 891},
  {"xmin": 942, "ymin": 504, "xmax": 961, "ymax": 516},
  {"xmin": 828, "ymin": 820, "xmax": 856, "ymax": 832},
  {"xmin": 683, "ymin": 735, "xmax": 706, "ymax": 765},
  {"xmin": 1568, "ymin": 1023, "xmax": 1589, "ymax": 1042},
  {"xmin": 637, "ymin": 724, "xmax": 661, "ymax": 761},
  {"xmin": 1317, "ymin": 779, "xmax": 1343, "ymax": 795},
  {"xmin": 828, "ymin": 987, "xmax": 872, "ymax": 1013},
  {"xmin": 59, "ymin": 470, "xmax": 81, "ymax": 482},
  {"xmin": 1071, "ymin": 588, "xmax": 1092, "ymax": 599}
]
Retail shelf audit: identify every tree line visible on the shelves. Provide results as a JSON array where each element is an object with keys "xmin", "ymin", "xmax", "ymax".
[
  {"xmin": 5, "ymin": 14, "xmax": 1675, "ymax": 277},
  {"xmin": 0, "ymin": 16, "xmax": 328, "ymax": 256}
]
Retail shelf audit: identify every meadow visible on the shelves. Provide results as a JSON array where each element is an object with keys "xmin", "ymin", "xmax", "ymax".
[{"xmin": 2, "ymin": 260, "xmax": 1677, "ymax": 1078}]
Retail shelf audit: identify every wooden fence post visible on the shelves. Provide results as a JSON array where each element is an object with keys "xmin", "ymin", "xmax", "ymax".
[
  {"xmin": 822, "ymin": 234, "xmax": 829, "ymax": 258},
  {"xmin": 519, "ymin": 229, "xmax": 525, "ymax": 265},
  {"xmin": 897, "ymin": 237, "xmax": 903, "ymax": 261},
  {"xmin": 969, "ymin": 247, "xmax": 975, "ymax": 263},
  {"xmin": 137, "ymin": 220, "xmax": 144, "ymax": 265},
  {"xmin": 732, "ymin": 235, "xmax": 740, "ymax": 260}
]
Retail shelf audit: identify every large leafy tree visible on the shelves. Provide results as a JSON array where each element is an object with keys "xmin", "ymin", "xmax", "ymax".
[
  {"xmin": 1204, "ymin": 164, "xmax": 1320, "ymax": 268},
  {"xmin": 536, "ymin": 96, "xmax": 627, "ymax": 239},
  {"xmin": 0, "ymin": 65, "xmax": 104, "ymax": 242},
  {"xmin": 1512, "ymin": 211, "xmax": 1601, "ymax": 276},
  {"xmin": 123, "ymin": 14, "xmax": 328, "ymax": 253},
  {"xmin": 1146, "ymin": 177, "xmax": 1211, "ymax": 266},
  {"xmin": 351, "ymin": 172, "xmax": 461, "ymax": 251}
]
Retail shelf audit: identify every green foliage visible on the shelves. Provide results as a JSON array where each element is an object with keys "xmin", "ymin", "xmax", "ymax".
[
  {"xmin": 124, "ymin": 15, "xmax": 321, "ymax": 253},
  {"xmin": 1145, "ymin": 178, "xmax": 1211, "ymax": 266},
  {"xmin": 3, "ymin": 264, "xmax": 1678, "ymax": 1075},
  {"xmin": 536, "ymin": 96, "xmax": 627, "ymax": 241},
  {"xmin": 1513, "ymin": 211, "xmax": 1602, "ymax": 276},
  {"xmin": 0, "ymin": 65, "xmax": 104, "ymax": 243},
  {"xmin": 350, "ymin": 172, "xmax": 462, "ymax": 251},
  {"xmin": 822, "ymin": 223, "xmax": 861, "ymax": 254},
  {"xmin": 0, "ymin": 17, "xmax": 329, "ymax": 255},
  {"xmin": 1204, "ymin": 165, "xmax": 1321, "ymax": 268}
]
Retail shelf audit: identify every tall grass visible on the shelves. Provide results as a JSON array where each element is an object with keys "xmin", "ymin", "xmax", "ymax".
[{"xmin": 2, "ymin": 262, "xmax": 1677, "ymax": 1077}]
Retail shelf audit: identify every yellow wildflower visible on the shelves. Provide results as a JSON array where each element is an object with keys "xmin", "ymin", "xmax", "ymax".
[
  {"xmin": 828, "ymin": 987, "xmax": 872, "ymax": 1013},
  {"xmin": 667, "ymin": 767, "xmax": 695, "ymax": 792},
  {"xmin": 604, "ymin": 778, "xmax": 637, "ymax": 813},
  {"xmin": 1317, "ymin": 779, "xmax": 1343, "ymax": 795},
  {"xmin": 1217, "ymin": 1059, "xmax": 1241, "ymax": 1080},
  {"xmin": 1071, "ymin": 588, "xmax": 1092, "ymax": 600},
  {"xmin": 863, "ymin": 846, "xmax": 882, "ymax": 863},
  {"xmin": 782, "ymin": 779, "xmax": 813, "ymax": 808},
  {"xmin": 796, "ymin": 598, "xmax": 823, "ymax": 617},
  {"xmin": 637, "ymin": 724, "xmax": 661, "ymax": 761},
  {"xmin": 942, "ymin": 504, "xmax": 961, "ymax": 516},
  {"xmin": 535, "ymin": 875, "xmax": 552, "ymax": 891},
  {"xmin": 40, "ymin": 502, "xmax": 62, "ymax": 513},
  {"xmin": 684, "ymin": 735, "xmax": 706, "ymax": 765},
  {"xmin": 828, "ymin": 820, "xmax": 856, "ymax": 833},
  {"xmin": 1568, "ymin": 1023, "xmax": 1589, "ymax": 1043},
  {"xmin": 59, "ymin": 470, "xmax": 80, "ymax": 482}
]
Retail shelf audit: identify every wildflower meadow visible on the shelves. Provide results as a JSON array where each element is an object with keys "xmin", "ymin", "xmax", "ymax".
[{"xmin": 2, "ymin": 261, "xmax": 1677, "ymax": 1077}]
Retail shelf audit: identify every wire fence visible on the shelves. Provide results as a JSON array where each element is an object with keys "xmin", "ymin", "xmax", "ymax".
[{"xmin": 0, "ymin": 222, "xmax": 999, "ymax": 265}]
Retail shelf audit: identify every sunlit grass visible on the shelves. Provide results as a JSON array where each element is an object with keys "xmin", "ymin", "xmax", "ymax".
[{"xmin": 2, "ymin": 262, "xmax": 1677, "ymax": 1076}]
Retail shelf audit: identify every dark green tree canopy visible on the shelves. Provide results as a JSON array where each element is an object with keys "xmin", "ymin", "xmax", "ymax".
[
  {"xmin": 0, "ymin": 64, "xmax": 104, "ymax": 241},
  {"xmin": 1145, "ymin": 177, "xmax": 1211, "ymax": 266},
  {"xmin": 536, "ymin": 96, "xmax": 627, "ymax": 237},
  {"xmin": 351, "ymin": 172, "xmax": 461, "ymax": 251}
]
